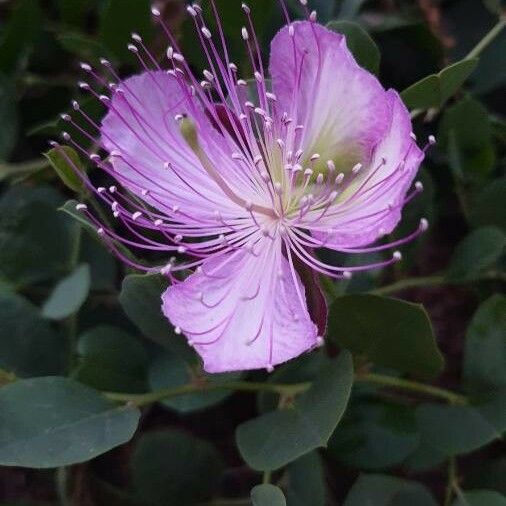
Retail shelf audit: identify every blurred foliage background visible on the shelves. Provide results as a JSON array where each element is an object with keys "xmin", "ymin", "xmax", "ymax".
[{"xmin": 0, "ymin": 0, "xmax": 505, "ymax": 505}]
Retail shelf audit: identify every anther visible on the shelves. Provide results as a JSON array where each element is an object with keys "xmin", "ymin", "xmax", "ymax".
[
  {"xmin": 201, "ymin": 27, "xmax": 212, "ymax": 39},
  {"xmin": 327, "ymin": 160, "xmax": 336, "ymax": 172},
  {"xmin": 174, "ymin": 326, "xmax": 182, "ymax": 334},
  {"xmin": 132, "ymin": 211, "xmax": 142, "ymax": 221},
  {"xmin": 343, "ymin": 271, "xmax": 352, "ymax": 280},
  {"xmin": 316, "ymin": 336, "xmax": 324, "ymax": 347},
  {"xmin": 186, "ymin": 5, "xmax": 197, "ymax": 17},
  {"xmin": 127, "ymin": 44, "xmax": 138, "ymax": 53},
  {"xmin": 289, "ymin": 25, "xmax": 295, "ymax": 37},
  {"xmin": 420, "ymin": 218, "xmax": 429, "ymax": 231},
  {"xmin": 254, "ymin": 71, "xmax": 263, "ymax": 83},
  {"xmin": 151, "ymin": 6, "xmax": 161, "ymax": 16},
  {"xmin": 203, "ymin": 69, "xmax": 214, "ymax": 81},
  {"xmin": 352, "ymin": 163, "xmax": 363, "ymax": 174},
  {"xmin": 266, "ymin": 92, "xmax": 277, "ymax": 101},
  {"xmin": 75, "ymin": 204, "xmax": 88, "ymax": 211},
  {"xmin": 335, "ymin": 173, "xmax": 345, "ymax": 184},
  {"xmin": 428, "ymin": 134, "xmax": 436, "ymax": 145},
  {"xmin": 410, "ymin": 132, "xmax": 417, "ymax": 141},
  {"xmin": 131, "ymin": 33, "xmax": 142, "ymax": 42},
  {"xmin": 60, "ymin": 113, "xmax": 71, "ymax": 121},
  {"xmin": 415, "ymin": 181, "xmax": 424, "ymax": 191},
  {"xmin": 310, "ymin": 153, "xmax": 320, "ymax": 162},
  {"xmin": 266, "ymin": 364, "xmax": 274, "ymax": 373},
  {"xmin": 241, "ymin": 2, "xmax": 250, "ymax": 14},
  {"xmin": 97, "ymin": 227, "xmax": 105, "ymax": 235},
  {"xmin": 79, "ymin": 62, "xmax": 92, "ymax": 72},
  {"xmin": 241, "ymin": 27, "xmax": 249, "ymax": 40},
  {"xmin": 393, "ymin": 251, "xmax": 402, "ymax": 261},
  {"xmin": 310, "ymin": 10, "xmax": 317, "ymax": 22},
  {"xmin": 237, "ymin": 79, "xmax": 247, "ymax": 86}
]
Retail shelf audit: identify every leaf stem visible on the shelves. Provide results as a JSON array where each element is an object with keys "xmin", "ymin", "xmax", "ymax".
[
  {"xmin": 357, "ymin": 373, "xmax": 467, "ymax": 405},
  {"xmin": 443, "ymin": 457, "xmax": 458, "ymax": 506},
  {"xmin": 370, "ymin": 271, "xmax": 505, "ymax": 296},
  {"xmin": 104, "ymin": 373, "xmax": 466, "ymax": 407},
  {"xmin": 466, "ymin": 16, "xmax": 506, "ymax": 61},
  {"xmin": 104, "ymin": 381, "xmax": 310, "ymax": 408}
]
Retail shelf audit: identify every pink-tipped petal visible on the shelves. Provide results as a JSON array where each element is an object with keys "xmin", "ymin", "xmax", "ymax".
[
  {"xmin": 307, "ymin": 90, "xmax": 424, "ymax": 248},
  {"xmin": 162, "ymin": 237, "xmax": 318, "ymax": 373},
  {"xmin": 101, "ymin": 71, "xmax": 254, "ymax": 222},
  {"xmin": 269, "ymin": 21, "xmax": 390, "ymax": 171}
]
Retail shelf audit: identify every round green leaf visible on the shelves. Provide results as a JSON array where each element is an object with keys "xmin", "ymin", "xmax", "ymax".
[
  {"xmin": 464, "ymin": 295, "xmax": 506, "ymax": 391},
  {"xmin": 236, "ymin": 351, "xmax": 353, "ymax": 471},
  {"xmin": 251, "ymin": 484, "xmax": 286, "ymax": 506},
  {"xmin": 328, "ymin": 294, "xmax": 444, "ymax": 379},
  {"xmin": 327, "ymin": 21, "xmax": 380, "ymax": 75},
  {"xmin": 286, "ymin": 452, "xmax": 326, "ymax": 506},
  {"xmin": 0, "ymin": 288, "xmax": 63, "ymax": 377},
  {"xmin": 42, "ymin": 264, "xmax": 91, "ymax": 320},
  {"xmin": 439, "ymin": 98, "xmax": 495, "ymax": 179},
  {"xmin": 447, "ymin": 227, "xmax": 505, "ymax": 281},
  {"xmin": 415, "ymin": 402, "xmax": 502, "ymax": 456},
  {"xmin": 0, "ymin": 377, "xmax": 140, "ymax": 468},
  {"xmin": 74, "ymin": 325, "xmax": 148, "ymax": 393},
  {"xmin": 119, "ymin": 274, "xmax": 191, "ymax": 358},
  {"xmin": 344, "ymin": 474, "xmax": 437, "ymax": 506},
  {"xmin": 148, "ymin": 349, "xmax": 241, "ymax": 413},
  {"xmin": 0, "ymin": 187, "xmax": 77, "ymax": 286},
  {"xmin": 452, "ymin": 490, "xmax": 506, "ymax": 506},
  {"xmin": 329, "ymin": 402, "xmax": 419, "ymax": 470},
  {"xmin": 470, "ymin": 177, "xmax": 506, "ymax": 231},
  {"xmin": 131, "ymin": 430, "xmax": 223, "ymax": 506}
]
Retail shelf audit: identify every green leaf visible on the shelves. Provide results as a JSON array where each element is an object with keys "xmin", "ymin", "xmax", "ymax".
[
  {"xmin": 447, "ymin": 227, "xmax": 505, "ymax": 281},
  {"xmin": 80, "ymin": 233, "xmax": 117, "ymax": 291},
  {"xmin": 251, "ymin": 485, "xmax": 287, "ymax": 506},
  {"xmin": 131, "ymin": 430, "xmax": 223, "ymax": 506},
  {"xmin": 0, "ymin": 0, "xmax": 42, "ymax": 74},
  {"xmin": 327, "ymin": 21, "xmax": 380, "ymax": 74},
  {"xmin": 439, "ymin": 98, "xmax": 495, "ymax": 180},
  {"xmin": 328, "ymin": 295, "xmax": 444, "ymax": 379},
  {"xmin": 415, "ymin": 401, "xmax": 502, "ymax": 456},
  {"xmin": 74, "ymin": 326, "xmax": 148, "ymax": 393},
  {"xmin": 236, "ymin": 351, "xmax": 353, "ymax": 471},
  {"xmin": 0, "ymin": 288, "xmax": 63, "ymax": 377},
  {"xmin": 464, "ymin": 295, "xmax": 506, "ymax": 391},
  {"xmin": 42, "ymin": 264, "xmax": 91, "ymax": 320},
  {"xmin": 99, "ymin": 0, "xmax": 152, "ymax": 64},
  {"xmin": 0, "ymin": 377, "xmax": 140, "ymax": 468},
  {"xmin": 470, "ymin": 177, "xmax": 506, "ymax": 231},
  {"xmin": 343, "ymin": 474, "xmax": 437, "ymax": 506},
  {"xmin": 401, "ymin": 58, "xmax": 478, "ymax": 109},
  {"xmin": 148, "ymin": 349, "xmax": 241, "ymax": 413},
  {"xmin": 120, "ymin": 274, "xmax": 191, "ymax": 357},
  {"xmin": 286, "ymin": 452, "xmax": 326, "ymax": 506},
  {"xmin": 329, "ymin": 401, "xmax": 419, "ymax": 470},
  {"xmin": 452, "ymin": 490, "xmax": 506, "ymax": 506},
  {"xmin": 44, "ymin": 146, "xmax": 87, "ymax": 194},
  {"xmin": 0, "ymin": 77, "xmax": 18, "ymax": 161},
  {"xmin": 0, "ymin": 186, "xmax": 77, "ymax": 286}
]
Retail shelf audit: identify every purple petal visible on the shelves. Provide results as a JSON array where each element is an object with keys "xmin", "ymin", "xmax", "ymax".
[
  {"xmin": 307, "ymin": 90, "xmax": 424, "ymax": 248},
  {"xmin": 161, "ymin": 238, "xmax": 319, "ymax": 373},
  {"xmin": 269, "ymin": 21, "xmax": 390, "ymax": 171}
]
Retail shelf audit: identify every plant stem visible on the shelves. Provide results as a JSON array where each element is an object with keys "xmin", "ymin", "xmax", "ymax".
[
  {"xmin": 262, "ymin": 471, "xmax": 272, "ymax": 485},
  {"xmin": 370, "ymin": 271, "xmax": 505, "ymax": 296},
  {"xmin": 55, "ymin": 467, "xmax": 71, "ymax": 506},
  {"xmin": 466, "ymin": 16, "xmax": 506, "ymax": 60},
  {"xmin": 104, "ymin": 381, "xmax": 310, "ymax": 408},
  {"xmin": 357, "ymin": 373, "xmax": 467, "ymax": 405},
  {"xmin": 443, "ymin": 457, "xmax": 458, "ymax": 506},
  {"xmin": 104, "ymin": 373, "xmax": 466, "ymax": 407}
]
